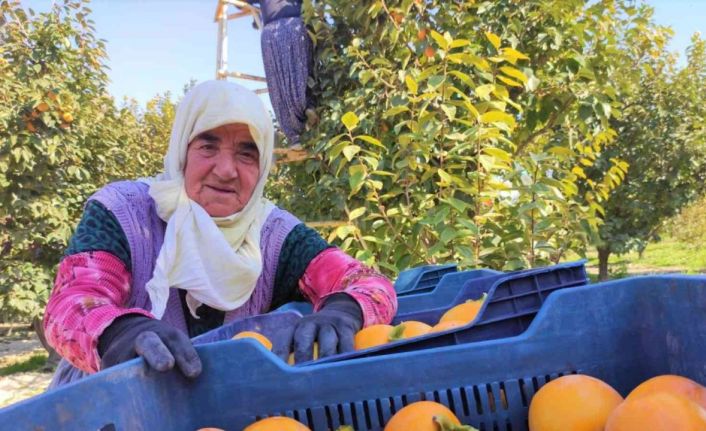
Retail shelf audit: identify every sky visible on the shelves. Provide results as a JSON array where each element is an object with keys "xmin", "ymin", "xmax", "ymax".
[{"xmin": 21, "ymin": 0, "xmax": 706, "ymax": 107}]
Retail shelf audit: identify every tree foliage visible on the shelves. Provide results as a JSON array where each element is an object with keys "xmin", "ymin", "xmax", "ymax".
[
  {"xmin": 594, "ymin": 31, "xmax": 706, "ymax": 279},
  {"xmin": 273, "ymin": 0, "xmax": 671, "ymax": 275},
  {"xmin": 0, "ymin": 0, "xmax": 168, "ymax": 320}
]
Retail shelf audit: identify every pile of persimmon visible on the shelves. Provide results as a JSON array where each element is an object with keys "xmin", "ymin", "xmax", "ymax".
[
  {"xmin": 528, "ymin": 373, "xmax": 706, "ymax": 430},
  {"xmin": 354, "ymin": 295, "xmax": 486, "ymax": 350},
  {"xmin": 229, "ymin": 295, "xmax": 487, "ymax": 363},
  {"xmin": 216, "ymin": 400, "xmax": 477, "ymax": 431}
]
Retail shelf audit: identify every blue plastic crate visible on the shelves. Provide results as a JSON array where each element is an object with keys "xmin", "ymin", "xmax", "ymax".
[
  {"xmin": 314, "ymin": 260, "xmax": 588, "ymax": 363},
  {"xmin": 275, "ymin": 268, "xmax": 501, "ymax": 317},
  {"xmin": 396, "ymin": 268, "xmax": 501, "ymax": 314},
  {"xmin": 3, "ymin": 275, "xmax": 705, "ymax": 431},
  {"xmin": 393, "ymin": 263, "xmax": 457, "ymax": 295},
  {"xmin": 191, "ymin": 311, "xmax": 302, "ymax": 346}
]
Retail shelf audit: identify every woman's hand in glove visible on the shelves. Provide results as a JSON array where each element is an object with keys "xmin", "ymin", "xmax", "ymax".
[
  {"xmin": 273, "ymin": 293, "xmax": 363, "ymax": 363},
  {"xmin": 98, "ymin": 314, "xmax": 202, "ymax": 378}
]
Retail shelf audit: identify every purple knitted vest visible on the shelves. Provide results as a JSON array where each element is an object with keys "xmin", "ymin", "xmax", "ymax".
[
  {"xmin": 49, "ymin": 182, "xmax": 299, "ymax": 388},
  {"xmin": 91, "ymin": 180, "xmax": 301, "ymax": 331}
]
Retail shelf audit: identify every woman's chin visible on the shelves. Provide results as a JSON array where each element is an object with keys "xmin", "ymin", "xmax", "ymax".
[{"xmin": 203, "ymin": 202, "xmax": 245, "ymax": 218}]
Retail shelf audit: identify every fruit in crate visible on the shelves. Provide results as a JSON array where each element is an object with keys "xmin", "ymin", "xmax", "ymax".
[
  {"xmin": 605, "ymin": 392, "xmax": 706, "ymax": 430},
  {"xmin": 232, "ymin": 331, "xmax": 272, "ymax": 351},
  {"xmin": 430, "ymin": 320, "xmax": 466, "ymax": 333},
  {"xmin": 439, "ymin": 295, "xmax": 486, "ymax": 324},
  {"xmin": 626, "ymin": 374, "xmax": 706, "ymax": 409},
  {"xmin": 528, "ymin": 374, "xmax": 623, "ymax": 431},
  {"xmin": 354, "ymin": 324, "xmax": 394, "ymax": 350},
  {"xmin": 395, "ymin": 321, "xmax": 432, "ymax": 339},
  {"xmin": 384, "ymin": 401, "xmax": 477, "ymax": 431},
  {"xmin": 243, "ymin": 416, "xmax": 311, "ymax": 430}
]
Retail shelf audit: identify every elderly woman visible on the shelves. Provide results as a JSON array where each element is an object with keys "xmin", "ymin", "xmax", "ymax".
[{"xmin": 43, "ymin": 81, "xmax": 396, "ymax": 387}]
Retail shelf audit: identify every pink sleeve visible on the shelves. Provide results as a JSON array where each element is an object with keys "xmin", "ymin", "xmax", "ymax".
[
  {"xmin": 43, "ymin": 251, "xmax": 154, "ymax": 373},
  {"xmin": 298, "ymin": 248, "xmax": 398, "ymax": 326}
]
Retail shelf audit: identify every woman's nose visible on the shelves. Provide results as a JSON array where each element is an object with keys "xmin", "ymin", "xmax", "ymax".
[{"xmin": 212, "ymin": 155, "xmax": 239, "ymax": 180}]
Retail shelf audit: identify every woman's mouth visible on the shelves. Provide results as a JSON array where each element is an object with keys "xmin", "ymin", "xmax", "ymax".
[{"xmin": 206, "ymin": 185, "xmax": 237, "ymax": 194}]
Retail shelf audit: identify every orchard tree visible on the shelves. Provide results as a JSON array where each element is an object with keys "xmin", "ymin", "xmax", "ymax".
[
  {"xmin": 0, "ymin": 0, "xmax": 162, "ymax": 320},
  {"xmin": 275, "ymin": 0, "xmax": 666, "ymax": 274},
  {"xmin": 594, "ymin": 33, "xmax": 706, "ymax": 280}
]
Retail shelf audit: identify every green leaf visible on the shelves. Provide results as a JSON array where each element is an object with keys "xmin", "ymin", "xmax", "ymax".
[
  {"xmin": 356, "ymin": 135, "xmax": 385, "ymax": 149},
  {"xmin": 348, "ymin": 206, "xmax": 366, "ymax": 220},
  {"xmin": 428, "ymin": 75, "xmax": 446, "ymax": 89},
  {"xmin": 348, "ymin": 164, "xmax": 367, "ymax": 193},
  {"xmin": 440, "ymin": 104, "xmax": 457, "ymax": 121},
  {"xmin": 485, "ymin": 31, "xmax": 501, "ymax": 50},
  {"xmin": 342, "ymin": 112, "xmax": 359, "ymax": 130},
  {"xmin": 384, "ymin": 106, "xmax": 409, "ymax": 117},
  {"xmin": 440, "ymin": 227, "xmax": 457, "ymax": 244},
  {"xmin": 442, "ymin": 197, "xmax": 470, "ymax": 212}
]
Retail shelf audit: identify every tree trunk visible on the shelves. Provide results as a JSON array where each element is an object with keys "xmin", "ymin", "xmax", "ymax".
[
  {"xmin": 597, "ymin": 246, "xmax": 611, "ymax": 281},
  {"xmin": 32, "ymin": 316, "xmax": 61, "ymax": 370}
]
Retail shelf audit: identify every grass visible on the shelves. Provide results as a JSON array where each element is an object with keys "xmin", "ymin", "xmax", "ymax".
[
  {"xmin": 569, "ymin": 237, "xmax": 706, "ymax": 279},
  {"xmin": 0, "ymin": 353, "xmax": 48, "ymax": 377}
]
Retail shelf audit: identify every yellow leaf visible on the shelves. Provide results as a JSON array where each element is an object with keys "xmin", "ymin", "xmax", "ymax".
[
  {"xmin": 437, "ymin": 169, "xmax": 452, "ymax": 184},
  {"xmin": 475, "ymin": 84, "xmax": 494, "ymax": 101},
  {"xmin": 548, "ymin": 146, "xmax": 574, "ymax": 157},
  {"xmin": 356, "ymin": 135, "xmax": 385, "ymax": 149},
  {"xmin": 500, "ymin": 66, "xmax": 528, "ymax": 84},
  {"xmin": 480, "ymin": 110, "xmax": 516, "ymax": 128},
  {"xmin": 497, "ymin": 75, "xmax": 523, "ymax": 87},
  {"xmin": 485, "ymin": 31, "xmax": 501, "ymax": 50},
  {"xmin": 348, "ymin": 207, "xmax": 366, "ymax": 221},
  {"xmin": 430, "ymin": 30, "xmax": 449, "ymax": 50},
  {"xmin": 500, "ymin": 47, "xmax": 530, "ymax": 64},
  {"xmin": 572, "ymin": 166, "xmax": 587, "ymax": 179},
  {"xmin": 464, "ymin": 101, "xmax": 481, "ymax": 121},
  {"xmin": 492, "ymin": 85, "xmax": 509, "ymax": 100},
  {"xmin": 471, "ymin": 56, "xmax": 491, "ymax": 72},
  {"xmin": 450, "ymin": 39, "xmax": 471, "ymax": 49},
  {"xmin": 342, "ymin": 112, "xmax": 359, "ymax": 130},
  {"xmin": 343, "ymin": 145, "xmax": 361, "ymax": 161},
  {"xmin": 483, "ymin": 147, "xmax": 512, "ymax": 162},
  {"xmin": 405, "ymin": 75, "xmax": 418, "ymax": 95}
]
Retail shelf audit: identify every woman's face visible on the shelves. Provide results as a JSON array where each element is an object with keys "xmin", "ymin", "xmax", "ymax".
[{"xmin": 184, "ymin": 123, "xmax": 261, "ymax": 217}]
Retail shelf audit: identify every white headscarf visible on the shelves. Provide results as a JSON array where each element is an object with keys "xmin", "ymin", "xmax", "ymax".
[{"xmin": 141, "ymin": 80, "xmax": 275, "ymax": 319}]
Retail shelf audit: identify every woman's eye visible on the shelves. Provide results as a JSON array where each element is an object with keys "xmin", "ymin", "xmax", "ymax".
[
  {"xmin": 200, "ymin": 143, "xmax": 217, "ymax": 152},
  {"xmin": 239, "ymin": 151, "xmax": 259, "ymax": 163}
]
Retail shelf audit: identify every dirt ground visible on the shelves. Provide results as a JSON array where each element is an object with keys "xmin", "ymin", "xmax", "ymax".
[
  {"xmin": 0, "ymin": 371, "xmax": 52, "ymax": 407},
  {"xmin": 0, "ymin": 329, "xmax": 53, "ymax": 409}
]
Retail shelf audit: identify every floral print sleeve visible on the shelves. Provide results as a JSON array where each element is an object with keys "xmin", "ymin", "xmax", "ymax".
[
  {"xmin": 43, "ymin": 251, "xmax": 153, "ymax": 373},
  {"xmin": 299, "ymin": 248, "xmax": 397, "ymax": 327}
]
